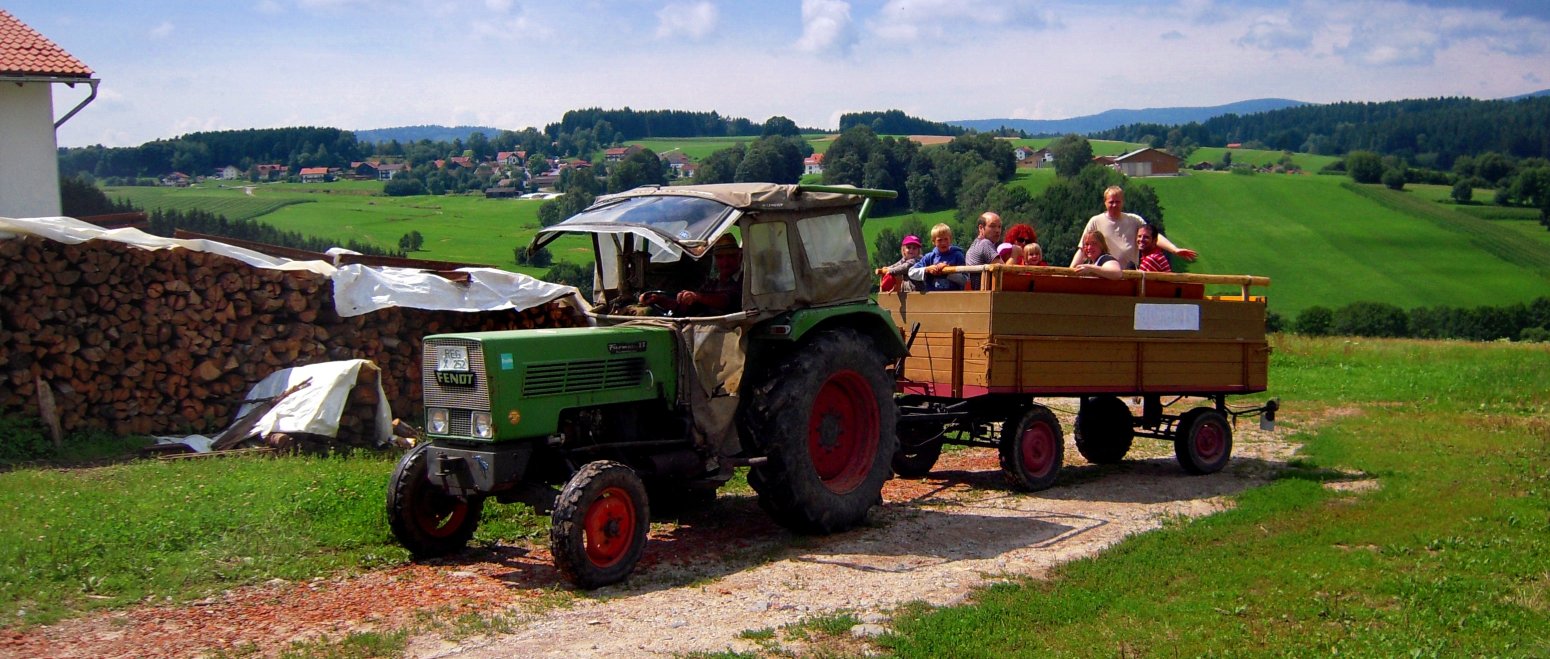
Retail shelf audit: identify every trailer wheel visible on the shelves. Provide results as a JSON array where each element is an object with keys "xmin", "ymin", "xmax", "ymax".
[
  {"xmin": 999, "ymin": 406, "xmax": 1064, "ymax": 491},
  {"xmin": 387, "ymin": 443, "xmax": 484, "ymax": 558},
  {"xmin": 1175, "ymin": 409, "xmax": 1232, "ymax": 475},
  {"xmin": 551, "ymin": 461, "xmax": 650, "ymax": 589},
  {"xmin": 745, "ymin": 329, "xmax": 897, "ymax": 534},
  {"xmin": 891, "ymin": 425, "xmax": 943, "ymax": 478},
  {"xmin": 1073, "ymin": 395, "xmax": 1134, "ymax": 464}
]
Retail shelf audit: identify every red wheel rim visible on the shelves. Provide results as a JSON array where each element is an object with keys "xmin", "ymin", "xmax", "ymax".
[
  {"xmin": 807, "ymin": 370, "xmax": 880, "ymax": 494},
  {"xmin": 582, "ymin": 486, "xmax": 636, "ymax": 568},
  {"xmin": 1019, "ymin": 419, "xmax": 1057, "ymax": 478},
  {"xmin": 414, "ymin": 491, "xmax": 469, "ymax": 538},
  {"xmin": 1194, "ymin": 419, "xmax": 1225, "ymax": 462}
]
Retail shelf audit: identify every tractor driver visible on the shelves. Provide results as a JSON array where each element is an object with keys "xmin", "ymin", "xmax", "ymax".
[{"xmin": 642, "ymin": 234, "xmax": 743, "ymax": 315}]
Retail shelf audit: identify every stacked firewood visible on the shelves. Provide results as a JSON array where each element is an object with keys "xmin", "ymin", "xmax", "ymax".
[{"xmin": 0, "ymin": 234, "xmax": 583, "ymax": 438}]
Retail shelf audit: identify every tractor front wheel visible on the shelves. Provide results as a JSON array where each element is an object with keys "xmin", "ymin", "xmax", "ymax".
[
  {"xmin": 550, "ymin": 460, "xmax": 650, "ymax": 589},
  {"xmin": 387, "ymin": 444, "xmax": 484, "ymax": 558}
]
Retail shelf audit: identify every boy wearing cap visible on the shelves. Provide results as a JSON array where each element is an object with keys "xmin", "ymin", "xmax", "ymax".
[
  {"xmin": 877, "ymin": 234, "xmax": 924, "ymax": 292},
  {"xmin": 908, "ymin": 223, "xmax": 968, "ymax": 291}
]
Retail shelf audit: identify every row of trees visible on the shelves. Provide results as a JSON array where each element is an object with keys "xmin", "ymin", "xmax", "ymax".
[
  {"xmin": 837, "ymin": 110, "xmax": 966, "ymax": 137},
  {"xmin": 835, "ymin": 132, "xmax": 1160, "ymax": 268},
  {"xmin": 1275, "ymin": 298, "xmax": 1550, "ymax": 343},
  {"xmin": 1342, "ymin": 150, "xmax": 1550, "ymax": 220},
  {"xmin": 1095, "ymin": 96, "xmax": 1550, "ymax": 171}
]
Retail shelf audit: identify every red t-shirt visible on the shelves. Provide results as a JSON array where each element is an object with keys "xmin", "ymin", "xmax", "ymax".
[{"xmin": 1138, "ymin": 250, "xmax": 1172, "ymax": 272}]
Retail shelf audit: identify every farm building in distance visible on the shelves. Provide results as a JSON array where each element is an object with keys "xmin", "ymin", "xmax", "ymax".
[{"xmin": 1095, "ymin": 148, "xmax": 1184, "ymax": 177}]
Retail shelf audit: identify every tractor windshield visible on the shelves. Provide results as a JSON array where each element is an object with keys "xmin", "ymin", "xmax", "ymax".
[{"xmin": 538, "ymin": 194, "xmax": 740, "ymax": 258}]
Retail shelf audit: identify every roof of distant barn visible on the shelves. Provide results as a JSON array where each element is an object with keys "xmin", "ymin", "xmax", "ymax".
[{"xmin": 0, "ymin": 9, "xmax": 93, "ymax": 78}]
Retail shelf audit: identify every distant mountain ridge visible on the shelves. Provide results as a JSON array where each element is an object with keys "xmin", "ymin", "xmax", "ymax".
[
  {"xmin": 949, "ymin": 98, "xmax": 1310, "ymax": 136},
  {"xmin": 352, "ymin": 125, "xmax": 506, "ymax": 144}
]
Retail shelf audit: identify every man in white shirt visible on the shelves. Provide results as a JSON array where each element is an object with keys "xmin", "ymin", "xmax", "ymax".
[{"xmin": 1070, "ymin": 186, "xmax": 1197, "ymax": 269}]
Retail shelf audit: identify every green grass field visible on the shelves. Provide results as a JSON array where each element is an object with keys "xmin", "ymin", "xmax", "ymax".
[
  {"xmin": 1146, "ymin": 173, "xmax": 1550, "ymax": 314},
  {"xmin": 1188, "ymin": 146, "xmax": 1341, "ymax": 172}
]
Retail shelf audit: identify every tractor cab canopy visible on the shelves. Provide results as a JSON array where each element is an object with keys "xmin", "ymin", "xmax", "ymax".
[{"xmin": 533, "ymin": 183, "xmax": 895, "ymax": 319}]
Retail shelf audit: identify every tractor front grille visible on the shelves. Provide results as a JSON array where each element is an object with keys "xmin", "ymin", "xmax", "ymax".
[
  {"xmin": 422, "ymin": 338, "xmax": 490, "ymax": 412},
  {"xmin": 523, "ymin": 358, "xmax": 648, "ymax": 397}
]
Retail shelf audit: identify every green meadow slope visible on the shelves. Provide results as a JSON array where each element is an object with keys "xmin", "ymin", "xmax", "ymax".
[{"xmin": 1145, "ymin": 173, "xmax": 1550, "ymax": 315}]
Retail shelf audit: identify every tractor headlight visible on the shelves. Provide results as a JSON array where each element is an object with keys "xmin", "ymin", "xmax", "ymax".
[
  {"xmin": 428, "ymin": 408, "xmax": 449, "ymax": 434},
  {"xmin": 472, "ymin": 412, "xmax": 494, "ymax": 438}
]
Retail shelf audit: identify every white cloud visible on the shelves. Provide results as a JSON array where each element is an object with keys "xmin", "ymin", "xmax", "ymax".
[
  {"xmin": 149, "ymin": 21, "xmax": 174, "ymax": 39},
  {"xmin": 656, "ymin": 2, "xmax": 718, "ymax": 40},
  {"xmin": 868, "ymin": 0, "xmax": 1053, "ymax": 41},
  {"xmin": 1236, "ymin": 12, "xmax": 1315, "ymax": 51},
  {"xmin": 484, "ymin": 0, "xmax": 513, "ymax": 12},
  {"xmin": 796, "ymin": 0, "xmax": 855, "ymax": 54}
]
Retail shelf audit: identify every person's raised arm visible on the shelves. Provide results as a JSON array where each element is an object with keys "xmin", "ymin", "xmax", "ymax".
[{"xmin": 1156, "ymin": 233, "xmax": 1197, "ymax": 261}]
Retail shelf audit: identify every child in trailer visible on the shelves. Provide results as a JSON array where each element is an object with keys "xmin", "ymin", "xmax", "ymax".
[
  {"xmin": 908, "ymin": 223, "xmax": 968, "ymax": 291},
  {"xmin": 877, "ymin": 234, "xmax": 924, "ymax": 292}
]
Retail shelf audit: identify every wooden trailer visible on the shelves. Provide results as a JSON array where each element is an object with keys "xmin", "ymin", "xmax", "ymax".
[{"xmin": 879, "ymin": 264, "xmax": 1276, "ymax": 490}]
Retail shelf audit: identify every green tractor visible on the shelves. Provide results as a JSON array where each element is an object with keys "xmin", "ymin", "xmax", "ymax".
[{"xmin": 388, "ymin": 183, "xmax": 904, "ymax": 588}]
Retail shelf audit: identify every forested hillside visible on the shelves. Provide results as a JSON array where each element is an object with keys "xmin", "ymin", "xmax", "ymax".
[{"xmin": 1094, "ymin": 96, "xmax": 1550, "ymax": 167}]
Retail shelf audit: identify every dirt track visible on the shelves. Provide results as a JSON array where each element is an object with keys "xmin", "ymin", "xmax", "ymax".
[{"xmin": 4, "ymin": 405, "xmax": 1320, "ymax": 658}]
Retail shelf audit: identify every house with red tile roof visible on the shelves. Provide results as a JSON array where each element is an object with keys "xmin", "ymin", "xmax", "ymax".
[
  {"xmin": 0, "ymin": 9, "xmax": 98, "ymax": 218},
  {"xmin": 299, "ymin": 167, "xmax": 329, "ymax": 183},
  {"xmin": 803, "ymin": 152, "xmax": 825, "ymax": 176}
]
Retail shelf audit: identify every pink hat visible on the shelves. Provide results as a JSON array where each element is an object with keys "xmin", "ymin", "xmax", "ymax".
[
  {"xmin": 997, "ymin": 242, "xmax": 1017, "ymax": 259},
  {"xmin": 901, "ymin": 235, "xmax": 922, "ymax": 247}
]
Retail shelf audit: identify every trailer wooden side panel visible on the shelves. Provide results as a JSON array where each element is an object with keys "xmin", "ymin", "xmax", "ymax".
[{"xmin": 880, "ymin": 284, "xmax": 1269, "ymax": 396}]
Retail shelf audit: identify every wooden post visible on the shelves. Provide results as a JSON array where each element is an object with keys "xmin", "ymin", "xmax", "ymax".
[{"xmin": 952, "ymin": 327, "xmax": 965, "ymax": 399}]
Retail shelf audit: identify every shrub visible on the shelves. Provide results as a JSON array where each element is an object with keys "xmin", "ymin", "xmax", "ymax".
[
  {"xmin": 383, "ymin": 177, "xmax": 426, "ymax": 196},
  {"xmin": 1381, "ymin": 168, "xmax": 1407, "ymax": 190},
  {"xmin": 1333, "ymin": 301, "xmax": 1409, "ymax": 338},
  {"xmin": 0, "ymin": 416, "xmax": 52, "ymax": 464},
  {"xmin": 1346, "ymin": 151, "xmax": 1384, "ymax": 184},
  {"xmin": 1450, "ymin": 180, "xmax": 1474, "ymax": 204},
  {"xmin": 1521, "ymin": 326, "xmax": 1550, "ymax": 343},
  {"xmin": 1293, "ymin": 306, "xmax": 1333, "ymax": 336},
  {"xmin": 1265, "ymin": 310, "xmax": 1285, "ymax": 333}
]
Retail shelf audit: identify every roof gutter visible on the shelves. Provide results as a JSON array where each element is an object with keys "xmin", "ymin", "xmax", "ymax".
[{"xmin": 0, "ymin": 74, "xmax": 100, "ymax": 128}]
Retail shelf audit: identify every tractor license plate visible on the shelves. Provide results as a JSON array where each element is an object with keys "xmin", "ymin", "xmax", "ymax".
[{"xmin": 437, "ymin": 346, "xmax": 469, "ymax": 372}]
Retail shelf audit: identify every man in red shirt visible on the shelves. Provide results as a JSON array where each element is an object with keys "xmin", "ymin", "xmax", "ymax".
[{"xmin": 1136, "ymin": 224, "xmax": 1172, "ymax": 272}]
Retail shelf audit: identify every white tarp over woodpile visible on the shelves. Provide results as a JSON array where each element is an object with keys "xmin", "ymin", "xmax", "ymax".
[
  {"xmin": 238, "ymin": 359, "xmax": 392, "ymax": 443},
  {"xmin": 0, "ymin": 215, "xmax": 583, "ymax": 317},
  {"xmin": 331, "ymin": 264, "xmax": 581, "ymax": 316}
]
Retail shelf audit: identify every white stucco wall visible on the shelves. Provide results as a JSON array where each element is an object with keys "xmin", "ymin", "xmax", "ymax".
[{"xmin": 0, "ymin": 82, "xmax": 62, "ymax": 218}]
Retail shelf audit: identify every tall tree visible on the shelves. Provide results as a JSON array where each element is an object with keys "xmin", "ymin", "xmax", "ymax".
[{"xmin": 1050, "ymin": 134, "xmax": 1094, "ymax": 178}]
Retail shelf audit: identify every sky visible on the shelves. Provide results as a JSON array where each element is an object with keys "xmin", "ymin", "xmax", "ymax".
[{"xmin": 10, "ymin": 0, "xmax": 1550, "ymax": 148}]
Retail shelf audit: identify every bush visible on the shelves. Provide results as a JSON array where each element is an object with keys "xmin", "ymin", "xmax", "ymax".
[
  {"xmin": 1265, "ymin": 310, "xmax": 1285, "ymax": 333},
  {"xmin": 1521, "ymin": 326, "xmax": 1550, "ymax": 343},
  {"xmin": 1333, "ymin": 301, "xmax": 1409, "ymax": 337},
  {"xmin": 1293, "ymin": 306, "xmax": 1334, "ymax": 336},
  {"xmin": 0, "ymin": 416, "xmax": 52, "ymax": 464},
  {"xmin": 1381, "ymin": 168, "xmax": 1407, "ymax": 190},
  {"xmin": 1451, "ymin": 180, "xmax": 1474, "ymax": 204},
  {"xmin": 383, "ymin": 177, "xmax": 426, "ymax": 196},
  {"xmin": 1346, "ymin": 151, "xmax": 1384, "ymax": 184},
  {"xmin": 544, "ymin": 261, "xmax": 593, "ymax": 291}
]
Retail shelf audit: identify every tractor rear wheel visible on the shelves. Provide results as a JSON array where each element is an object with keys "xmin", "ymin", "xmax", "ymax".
[
  {"xmin": 1175, "ymin": 408, "xmax": 1232, "ymax": 475},
  {"xmin": 999, "ymin": 406, "xmax": 1064, "ymax": 491},
  {"xmin": 1074, "ymin": 395, "xmax": 1135, "ymax": 464},
  {"xmin": 387, "ymin": 443, "xmax": 484, "ymax": 558},
  {"xmin": 550, "ymin": 461, "xmax": 650, "ymax": 589},
  {"xmin": 745, "ymin": 329, "xmax": 897, "ymax": 534}
]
